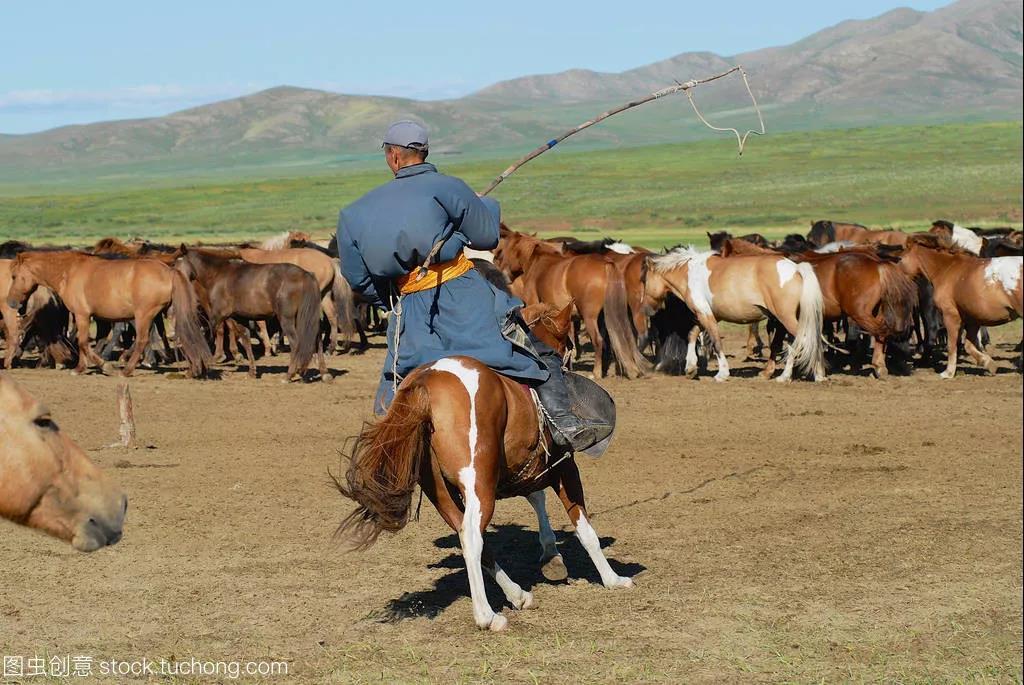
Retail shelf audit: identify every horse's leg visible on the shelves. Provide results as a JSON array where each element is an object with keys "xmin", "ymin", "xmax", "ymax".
[
  {"xmin": 583, "ymin": 313, "xmax": 606, "ymax": 379},
  {"xmin": 526, "ymin": 490, "xmax": 567, "ymax": 581},
  {"xmin": 745, "ymin": 322, "xmax": 763, "ymax": 359},
  {"xmin": 213, "ymin": 322, "xmax": 226, "ymax": 362},
  {"xmin": 480, "ymin": 543, "xmax": 535, "ymax": 610},
  {"xmin": 939, "ymin": 309, "xmax": 961, "ymax": 379},
  {"xmin": 1, "ymin": 308, "xmax": 18, "ymax": 369},
  {"xmin": 71, "ymin": 311, "xmax": 102, "ymax": 374},
  {"xmin": 572, "ymin": 318, "xmax": 583, "ymax": 361},
  {"xmin": 321, "ymin": 295, "xmax": 340, "ymax": 354},
  {"xmin": 682, "ymin": 324, "xmax": 700, "ymax": 378},
  {"xmin": 420, "ymin": 454, "xmax": 507, "ymax": 631},
  {"xmin": 554, "ymin": 460, "xmax": 633, "ymax": 589},
  {"xmin": 227, "ymin": 319, "xmax": 256, "ymax": 378},
  {"xmin": 256, "ymin": 320, "xmax": 275, "ymax": 356},
  {"xmin": 316, "ymin": 327, "xmax": 330, "ymax": 382},
  {"xmin": 694, "ymin": 314, "xmax": 728, "ymax": 382},
  {"xmin": 152, "ymin": 314, "xmax": 173, "ymax": 365},
  {"xmin": 773, "ymin": 309, "xmax": 802, "ymax": 383},
  {"xmin": 762, "ymin": 321, "xmax": 786, "ymax": 380},
  {"xmin": 870, "ymin": 337, "xmax": 889, "ymax": 379},
  {"xmin": 962, "ymin": 322, "xmax": 997, "ymax": 375},
  {"xmin": 122, "ymin": 308, "xmax": 159, "ymax": 376}
]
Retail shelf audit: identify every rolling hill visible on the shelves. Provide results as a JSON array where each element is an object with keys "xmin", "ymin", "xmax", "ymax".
[{"xmin": 0, "ymin": 0, "xmax": 1019, "ymax": 186}]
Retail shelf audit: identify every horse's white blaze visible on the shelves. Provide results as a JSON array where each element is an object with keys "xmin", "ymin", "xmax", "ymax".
[
  {"xmin": 574, "ymin": 513, "xmax": 633, "ymax": 589},
  {"xmin": 607, "ymin": 242, "xmax": 634, "ymax": 254},
  {"xmin": 776, "ymin": 258, "xmax": 798, "ymax": 287},
  {"xmin": 952, "ymin": 224, "xmax": 983, "ymax": 255},
  {"xmin": 431, "ymin": 358, "xmax": 498, "ymax": 629},
  {"xmin": 984, "ymin": 257, "xmax": 1022, "ymax": 294}
]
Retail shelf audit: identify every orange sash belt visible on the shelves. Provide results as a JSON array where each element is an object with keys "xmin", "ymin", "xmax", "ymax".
[{"xmin": 397, "ymin": 251, "xmax": 475, "ymax": 295}]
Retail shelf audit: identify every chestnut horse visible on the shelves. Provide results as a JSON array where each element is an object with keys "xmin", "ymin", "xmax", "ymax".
[
  {"xmin": 645, "ymin": 247, "xmax": 826, "ymax": 381},
  {"xmin": 495, "ymin": 228, "xmax": 647, "ymax": 378},
  {"xmin": 898, "ymin": 235, "xmax": 1022, "ymax": 377},
  {"xmin": 5, "ymin": 251, "xmax": 211, "ymax": 377},
  {"xmin": 808, "ymin": 220, "xmax": 908, "ymax": 247},
  {"xmin": 177, "ymin": 248, "xmax": 327, "ymax": 381},
  {"xmin": 791, "ymin": 249, "xmax": 918, "ymax": 377},
  {"xmin": 1, "ymin": 373, "xmax": 127, "ymax": 550},
  {"xmin": 333, "ymin": 302, "xmax": 633, "ymax": 631}
]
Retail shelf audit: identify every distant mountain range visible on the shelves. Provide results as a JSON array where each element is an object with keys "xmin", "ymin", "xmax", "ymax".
[{"xmin": 1, "ymin": 0, "xmax": 1020, "ymax": 185}]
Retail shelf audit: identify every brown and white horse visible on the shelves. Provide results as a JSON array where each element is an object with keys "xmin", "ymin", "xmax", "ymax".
[
  {"xmin": 1, "ymin": 373, "xmax": 127, "ymax": 550},
  {"xmin": 333, "ymin": 303, "xmax": 633, "ymax": 631},
  {"xmin": 6, "ymin": 251, "xmax": 211, "ymax": 377},
  {"xmin": 899, "ymin": 236, "xmax": 1022, "ymax": 377},
  {"xmin": 645, "ymin": 247, "xmax": 826, "ymax": 381}
]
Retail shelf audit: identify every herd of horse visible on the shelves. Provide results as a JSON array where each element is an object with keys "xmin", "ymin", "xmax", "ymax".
[{"xmin": 2, "ymin": 218, "xmax": 1022, "ymax": 632}]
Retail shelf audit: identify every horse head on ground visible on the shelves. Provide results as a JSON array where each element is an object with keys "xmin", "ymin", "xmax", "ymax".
[{"xmin": 0, "ymin": 374, "xmax": 127, "ymax": 550}]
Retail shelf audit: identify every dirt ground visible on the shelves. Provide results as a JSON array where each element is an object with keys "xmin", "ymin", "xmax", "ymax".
[{"xmin": 2, "ymin": 325, "xmax": 1021, "ymax": 683}]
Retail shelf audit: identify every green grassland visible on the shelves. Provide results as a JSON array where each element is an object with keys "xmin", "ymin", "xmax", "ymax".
[{"xmin": 1, "ymin": 121, "xmax": 1020, "ymax": 249}]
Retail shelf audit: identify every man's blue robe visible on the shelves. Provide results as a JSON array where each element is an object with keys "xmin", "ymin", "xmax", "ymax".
[{"xmin": 336, "ymin": 162, "xmax": 547, "ymax": 411}]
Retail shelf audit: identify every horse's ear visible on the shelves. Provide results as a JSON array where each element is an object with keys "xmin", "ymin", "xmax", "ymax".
[{"xmin": 178, "ymin": 243, "xmax": 188, "ymax": 254}]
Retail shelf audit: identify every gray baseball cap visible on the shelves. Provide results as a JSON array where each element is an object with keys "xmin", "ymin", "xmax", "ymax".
[{"xmin": 382, "ymin": 120, "xmax": 429, "ymax": 150}]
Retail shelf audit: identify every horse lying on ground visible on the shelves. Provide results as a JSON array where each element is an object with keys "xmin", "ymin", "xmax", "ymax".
[
  {"xmin": 645, "ymin": 247, "xmax": 826, "ymax": 382},
  {"xmin": 0, "ymin": 373, "xmax": 127, "ymax": 550},
  {"xmin": 898, "ymin": 235, "xmax": 1022, "ymax": 377},
  {"xmin": 5, "ymin": 251, "xmax": 211, "ymax": 377},
  {"xmin": 333, "ymin": 301, "xmax": 632, "ymax": 631}
]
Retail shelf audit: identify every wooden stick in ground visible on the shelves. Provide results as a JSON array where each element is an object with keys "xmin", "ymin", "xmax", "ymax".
[
  {"xmin": 478, "ymin": 65, "xmax": 745, "ymax": 197},
  {"xmin": 117, "ymin": 381, "xmax": 138, "ymax": 449}
]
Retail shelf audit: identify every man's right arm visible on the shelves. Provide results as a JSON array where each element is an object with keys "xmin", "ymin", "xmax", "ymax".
[{"xmin": 336, "ymin": 209, "xmax": 384, "ymax": 308}]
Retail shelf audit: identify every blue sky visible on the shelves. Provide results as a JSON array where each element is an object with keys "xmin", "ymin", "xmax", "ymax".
[{"xmin": 1, "ymin": 0, "xmax": 951, "ymax": 134}]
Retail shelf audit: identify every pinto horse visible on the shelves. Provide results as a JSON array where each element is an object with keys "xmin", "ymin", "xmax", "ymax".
[
  {"xmin": 177, "ymin": 248, "xmax": 327, "ymax": 381},
  {"xmin": 333, "ymin": 302, "xmax": 633, "ymax": 631},
  {"xmin": 808, "ymin": 220, "xmax": 908, "ymax": 247},
  {"xmin": 645, "ymin": 247, "xmax": 826, "ymax": 381},
  {"xmin": 898, "ymin": 235, "xmax": 1022, "ymax": 377},
  {"xmin": 5, "ymin": 251, "xmax": 211, "ymax": 377},
  {"xmin": 495, "ymin": 228, "xmax": 647, "ymax": 378},
  {"xmin": 1, "ymin": 373, "xmax": 127, "ymax": 550}
]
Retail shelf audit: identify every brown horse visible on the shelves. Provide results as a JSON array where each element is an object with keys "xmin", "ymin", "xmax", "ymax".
[
  {"xmin": 236, "ymin": 247, "xmax": 358, "ymax": 354},
  {"xmin": 808, "ymin": 220, "xmax": 908, "ymax": 247},
  {"xmin": 177, "ymin": 248, "xmax": 326, "ymax": 381},
  {"xmin": 5, "ymin": 251, "xmax": 211, "ymax": 377},
  {"xmin": 645, "ymin": 247, "xmax": 826, "ymax": 381},
  {"xmin": 898, "ymin": 235, "xmax": 1022, "ymax": 377},
  {"xmin": 495, "ymin": 229, "xmax": 647, "ymax": 378},
  {"xmin": 333, "ymin": 303, "xmax": 632, "ymax": 631},
  {"xmin": 1, "ymin": 373, "xmax": 127, "ymax": 550},
  {"xmin": 791, "ymin": 249, "xmax": 918, "ymax": 377}
]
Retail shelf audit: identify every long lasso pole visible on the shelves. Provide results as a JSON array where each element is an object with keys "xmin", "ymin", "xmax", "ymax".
[{"xmin": 478, "ymin": 65, "xmax": 763, "ymax": 197}]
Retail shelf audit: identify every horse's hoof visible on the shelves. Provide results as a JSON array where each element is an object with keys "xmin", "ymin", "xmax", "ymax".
[
  {"xmin": 984, "ymin": 361, "xmax": 998, "ymax": 375},
  {"xmin": 713, "ymin": 374, "xmax": 728, "ymax": 383},
  {"xmin": 321, "ymin": 373, "xmax": 334, "ymax": 384},
  {"xmin": 513, "ymin": 591, "xmax": 536, "ymax": 610},
  {"xmin": 684, "ymin": 367, "xmax": 698, "ymax": 379},
  {"xmin": 605, "ymin": 575, "xmax": 634, "ymax": 590},
  {"xmin": 487, "ymin": 613, "xmax": 509, "ymax": 632},
  {"xmin": 939, "ymin": 370, "xmax": 955, "ymax": 379},
  {"xmin": 540, "ymin": 554, "xmax": 568, "ymax": 582},
  {"xmin": 775, "ymin": 375, "xmax": 792, "ymax": 384}
]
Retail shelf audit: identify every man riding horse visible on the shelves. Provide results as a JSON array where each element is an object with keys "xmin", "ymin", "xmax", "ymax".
[{"xmin": 336, "ymin": 120, "xmax": 609, "ymax": 452}]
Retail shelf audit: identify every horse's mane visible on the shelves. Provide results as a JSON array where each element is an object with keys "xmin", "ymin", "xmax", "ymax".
[
  {"xmin": 258, "ymin": 231, "xmax": 311, "ymax": 250},
  {"xmin": 908, "ymin": 232, "xmax": 978, "ymax": 257},
  {"xmin": 650, "ymin": 245, "xmax": 713, "ymax": 272},
  {"xmin": 0, "ymin": 240, "xmax": 33, "ymax": 258}
]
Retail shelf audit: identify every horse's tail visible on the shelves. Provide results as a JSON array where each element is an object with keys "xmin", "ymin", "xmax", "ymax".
[
  {"xmin": 332, "ymin": 380, "xmax": 431, "ymax": 550},
  {"xmin": 290, "ymin": 273, "xmax": 321, "ymax": 373},
  {"xmin": 169, "ymin": 269, "xmax": 212, "ymax": 377},
  {"xmin": 862, "ymin": 263, "xmax": 919, "ymax": 338},
  {"xmin": 331, "ymin": 259, "xmax": 357, "ymax": 351},
  {"xmin": 789, "ymin": 262, "xmax": 826, "ymax": 378},
  {"xmin": 602, "ymin": 260, "xmax": 648, "ymax": 378}
]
